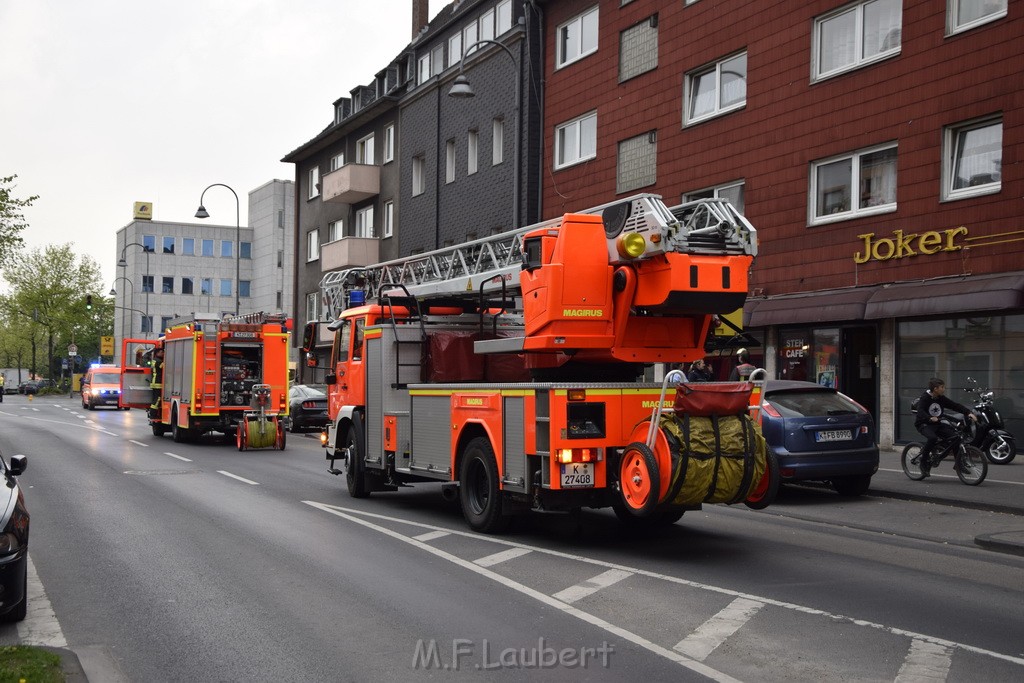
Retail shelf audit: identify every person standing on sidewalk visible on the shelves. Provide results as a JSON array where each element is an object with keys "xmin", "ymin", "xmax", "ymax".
[
  {"xmin": 914, "ymin": 377, "xmax": 976, "ymax": 476},
  {"xmin": 729, "ymin": 348, "xmax": 756, "ymax": 381}
]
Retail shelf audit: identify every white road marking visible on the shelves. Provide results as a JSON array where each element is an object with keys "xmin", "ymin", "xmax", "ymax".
[
  {"xmin": 474, "ymin": 546, "xmax": 532, "ymax": 567},
  {"xmin": 0, "ymin": 411, "xmax": 119, "ymax": 436},
  {"xmin": 164, "ymin": 452, "xmax": 192, "ymax": 462},
  {"xmin": 674, "ymin": 597, "xmax": 764, "ymax": 661},
  {"xmin": 304, "ymin": 501, "xmax": 741, "ymax": 683},
  {"xmin": 552, "ymin": 568, "xmax": 633, "ymax": 604},
  {"xmin": 895, "ymin": 638, "xmax": 954, "ymax": 682},
  {"xmin": 218, "ymin": 470, "xmax": 259, "ymax": 486},
  {"xmin": 129, "ymin": 440, "xmax": 149, "ymax": 447},
  {"xmin": 17, "ymin": 555, "xmax": 68, "ymax": 647},
  {"xmin": 306, "ymin": 504, "xmax": 1024, "ymax": 670},
  {"xmin": 413, "ymin": 530, "xmax": 450, "ymax": 542}
]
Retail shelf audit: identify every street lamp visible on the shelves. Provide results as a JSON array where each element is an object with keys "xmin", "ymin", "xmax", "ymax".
[
  {"xmin": 109, "ymin": 275, "xmax": 134, "ymax": 362},
  {"xmin": 195, "ymin": 183, "xmax": 241, "ymax": 317},
  {"xmin": 118, "ymin": 241, "xmax": 151, "ymax": 337},
  {"xmin": 448, "ymin": 39, "xmax": 521, "ymax": 230}
]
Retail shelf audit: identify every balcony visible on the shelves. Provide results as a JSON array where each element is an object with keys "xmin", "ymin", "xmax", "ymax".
[
  {"xmin": 322, "ymin": 163, "xmax": 379, "ymax": 204},
  {"xmin": 320, "ymin": 236, "xmax": 379, "ymax": 273}
]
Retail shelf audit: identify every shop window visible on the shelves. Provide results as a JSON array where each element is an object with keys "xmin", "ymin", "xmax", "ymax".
[{"xmin": 777, "ymin": 328, "xmax": 840, "ymax": 386}]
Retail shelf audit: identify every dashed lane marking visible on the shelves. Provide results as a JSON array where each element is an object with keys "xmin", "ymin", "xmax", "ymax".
[
  {"xmin": 218, "ymin": 470, "xmax": 259, "ymax": 486},
  {"xmin": 164, "ymin": 452, "xmax": 192, "ymax": 462},
  {"xmin": 0, "ymin": 410, "xmax": 119, "ymax": 436},
  {"xmin": 413, "ymin": 530, "xmax": 450, "ymax": 543},
  {"xmin": 473, "ymin": 546, "xmax": 532, "ymax": 567},
  {"xmin": 674, "ymin": 597, "xmax": 764, "ymax": 661},
  {"xmin": 129, "ymin": 440, "xmax": 149, "ymax": 447},
  {"xmin": 552, "ymin": 568, "xmax": 633, "ymax": 604}
]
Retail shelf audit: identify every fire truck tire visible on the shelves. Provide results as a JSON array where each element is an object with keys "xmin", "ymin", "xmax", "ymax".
[
  {"xmin": 612, "ymin": 501, "xmax": 686, "ymax": 526},
  {"xmin": 152, "ymin": 423, "xmax": 167, "ymax": 437},
  {"xmin": 276, "ymin": 420, "xmax": 286, "ymax": 450},
  {"xmin": 172, "ymin": 412, "xmax": 188, "ymax": 444},
  {"xmin": 617, "ymin": 442, "xmax": 660, "ymax": 518},
  {"xmin": 345, "ymin": 419, "xmax": 369, "ymax": 498},
  {"xmin": 743, "ymin": 450, "xmax": 779, "ymax": 510},
  {"xmin": 458, "ymin": 437, "xmax": 509, "ymax": 534}
]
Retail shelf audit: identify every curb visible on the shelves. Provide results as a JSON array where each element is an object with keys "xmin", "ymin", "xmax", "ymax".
[
  {"xmin": 974, "ymin": 531, "xmax": 1024, "ymax": 557},
  {"xmin": 867, "ymin": 487, "xmax": 1024, "ymax": 518},
  {"xmin": 40, "ymin": 646, "xmax": 88, "ymax": 682}
]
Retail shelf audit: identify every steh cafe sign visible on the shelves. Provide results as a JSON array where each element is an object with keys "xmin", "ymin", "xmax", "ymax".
[{"xmin": 853, "ymin": 227, "xmax": 968, "ymax": 263}]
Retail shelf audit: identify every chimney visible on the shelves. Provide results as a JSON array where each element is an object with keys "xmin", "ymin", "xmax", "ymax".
[{"xmin": 412, "ymin": 0, "xmax": 430, "ymax": 39}]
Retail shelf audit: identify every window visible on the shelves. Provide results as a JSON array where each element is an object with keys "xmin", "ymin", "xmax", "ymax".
[
  {"xmin": 182, "ymin": 276, "xmax": 194, "ymax": 295},
  {"xmin": 276, "ymin": 291, "xmax": 283, "ymax": 309},
  {"xmin": 556, "ymin": 6, "xmax": 599, "ymax": 68},
  {"xmin": 240, "ymin": 242, "xmax": 251, "ymax": 259},
  {"xmin": 142, "ymin": 235, "xmax": 156, "ymax": 252},
  {"xmin": 160, "ymin": 317, "xmax": 172, "ymax": 332},
  {"xmin": 308, "ymin": 166, "xmax": 320, "ymax": 199},
  {"xmin": 239, "ymin": 281, "xmax": 251, "ymax": 298},
  {"xmin": 555, "ymin": 111, "xmax": 597, "ymax": 169},
  {"xmin": 948, "ymin": 0, "xmax": 1007, "ymax": 34},
  {"xmin": 306, "ymin": 292, "xmax": 319, "ymax": 322},
  {"xmin": 202, "ymin": 239, "xmax": 214, "ymax": 257},
  {"xmin": 356, "ymin": 134, "xmax": 375, "ymax": 164},
  {"xmin": 141, "ymin": 275, "xmax": 154, "ymax": 293},
  {"xmin": 468, "ymin": 130, "xmax": 479, "ymax": 175},
  {"xmin": 277, "ymin": 250, "xmax": 283, "ymax": 268},
  {"xmin": 492, "ymin": 118, "xmax": 504, "ymax": 165},
  {"xmin": 307, "ymin": 229, "xmax": 320, "ymax": 262},
  {"xmin": 497, "ymin": 0, "xmax": 513, "ymax": 35},
  {"xmin": 220, "ymin": 279, "xmax": 232, "ymax": 297},
  {"xmin": 162, "ymin": 236, "xmax": 174, "ymax": 254},
  {"xmin": 943, "ymin": 115, "xmax": 1002, "ymax": 201},
  {"xmin": 221, "ymin": 240, "xmax": 233, "ymax": 258},
  {"xmin": 446, "ymin": 139, "xmax": 456, "ymax": 183},
  {"xmin": 384, "ymin": 200, "xmax": 394, "ymax": 238},
  {"xmin": 684, "ymin": 181, "xmax": 746, "ymax": 213},
  {"xmin": 480, "ymin": 8, "xmax": 496, "ymax": 42},
  {"xmin": 448, "ymin": 33, "xmax": 463, "ymax": 67},
  {"xmin": 431, "ymin": 44, "xmax": 444, "ymax": 76},
  {"xmin": 331, "ymin": 153, "xmax": 345, "ymax": 171},
  {"xmin": 616, "ymin": 131, "xmax": 657, "ymax": 194},
  {"xmin": 328, "ymin": 219, "xmax": 344, "ymax": 242},
  {"xmin": 183, "ymin": 238, "xmax": 195, "ymax": 256},
  {"xmin": 418, "ymin": 54, "xmax": 431, "ymax": 84},
  {"xmin": 384, "ymin": 125, "xmax": 394, "ymax": 163},
  {"xmin": 685, "ymin": 51, "xmax": 747, "ymax": 124},
  {"xmin": 412, "ymin": 156, "xmax": 426, "ymax": 196},
  {"xmin": 201, "ymin": 278, "xmax": 212, "ymax": 295},
  {"xmin": 141, "ymin": 316, "xmax": 154, "ymax": 334},
  {"xmin": 810, "ymin": 144, "xmax": 897, "ymax": 223},
  {"xmin": 813, "ymin": 0, "xmax": 901, "ymax": 81},
  {"xmin": 463, "ymin": 22, "xmax": 478, "ymax": 55},
  {"xmin": 356, "ymin": 206, "xmax": 375, "ymax": 238},
  {"xmin": 620, "ymin": 15, "xmax": 659, "ymax": 82},
  {"xmin": 162, "ymin": 276, "xmax": 174, "ymax": 294}
]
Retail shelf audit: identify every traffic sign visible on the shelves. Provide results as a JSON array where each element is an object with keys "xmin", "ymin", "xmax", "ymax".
[{"xmin": 68, "ymin": 343, "xmax": 78, "ymax": 355}]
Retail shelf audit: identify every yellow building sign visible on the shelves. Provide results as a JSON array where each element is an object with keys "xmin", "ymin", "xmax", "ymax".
[
  {"xmin": 100, "ymin": 336, "xmax": 115, "ymax": 356},
  {"xmin": 133, "ymin": 202, "xmax": 153, "ymax": 220}
]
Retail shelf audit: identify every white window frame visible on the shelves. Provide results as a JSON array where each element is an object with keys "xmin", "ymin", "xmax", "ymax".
[
  {"xmin": 448, "ymin": 33, "xmax": 463, "ymax": 67},
  {"xmin": 684, "ymin": 51, "xmax": 747, "ymax": 125},
  {"xmin": 383, "ymin": 125, "xmax": 395, "ymax": 163},
  {"xmin": 941, "ymin": 115, "xmax": 1002, "ymax": 201},
  {"xmin": 306, "ymin": 292, "xmax": 319, "ymax": 322},
  {"xmin": 356, "ymin": 134, "xmax": 375, "ymax": 164},
  {"xmin": 417, "ymin": 54, "xmax": 431, "ymax": 85},
  {"xmin": 556, "ymin": 6, "xmax": 599, "ymax": 69},
  {"xmin": 328, "ymin": 219, "xmax": 344, "ymax": 243},
  {"xmin": 383, "ymin": 200, "xmax": 394, "ymax": 238},
  {"xmin": 355, "ymin": 206, "xmax": 375, "ymax": 238},
  {"xmin": 446, "ymin": 139, "xmax": 456, "ymax": 184},
  {"xmin": 431, "ymin": 44, "xmax": 444, "ymax": 76},
  {"xmin": 497, "ymin": 0, "xmax": 513, "ymax": 35},
  {"xmin": 480, "ymin": 8, "xmax": 496, "ymax": 43},
  {"xmin": 683, "ymin": 180, "xmax": 746, "ymax": 213},
  {"xmin": 463, "ymin": 23, "xmax": 479, "ymax": 55},
  {"xmin": 412, "ymin": 156, "xmax": 426, "ymax": 196},
  {"xmin": 331, "ymin": 153, "xmax": 345, "ymax": 171},
  {"xmin": 812, "ymin": 0, "xmax": 902, "ymax": 82},
  {"xmin": 468, "ymin": 130, "xmax": 479, "ymax": 175},
  {"xmin": 554, "ymin": 111, "xmax": 597, "ymax": 170},
  {"xmin": 809, "ymin": 143, "xmax": 898, "ymax": 225},
  {"xmin": 492, "ymin": 118, "xmax": 504, "ymax": 165},
  {"xmin": 306, "ymin": 229, "xmax": 320, "ymax": 262},
  {"xmin": 947, "ymin": 0, "xmax": 1007, "ymax": 36},
  {"xmin": 308, "ymin": 166, "xmax": 320, "ymax": 199}
]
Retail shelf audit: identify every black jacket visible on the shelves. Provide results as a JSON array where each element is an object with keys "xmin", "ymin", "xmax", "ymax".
[{"xmin": 914, "ymin": 390, "xmax": 971, "ymax": 427}]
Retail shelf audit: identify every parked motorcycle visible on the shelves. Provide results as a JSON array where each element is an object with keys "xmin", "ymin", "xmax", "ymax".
[{"xmin": 964, "ymin": 377, "xmax": 1016, "ymax": 465}]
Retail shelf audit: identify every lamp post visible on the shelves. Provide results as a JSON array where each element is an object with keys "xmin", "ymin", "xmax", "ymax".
[
  {"xmin": 118, "ymin": 241, "xmax": 150, "ymax": 337},
  {"xmin": 109, "ymin": 276, "xmax": 134, "ymax": 363},
  {"xmin": 195, "ymin": 183, "xmax": 241, "ymax": 317},
  {"xmin": 448, "ymin": 39, "xmax": 521, "ymax": 230}
]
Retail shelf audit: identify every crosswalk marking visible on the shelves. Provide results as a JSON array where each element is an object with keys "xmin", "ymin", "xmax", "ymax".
[
  {"xmin": 895, "ymin": 638, "xmax": 954, "ymax": 682},
  {"xmin": 674, "ymin": 597, "xmax": 763, "ymax": 661},
  {"xmin": 551, "ymin": 568, "xmax": 633, "ymax": 604},
  {"xmin": 473, "ymin": 547, "xmax": 532, "ymax": 567}
]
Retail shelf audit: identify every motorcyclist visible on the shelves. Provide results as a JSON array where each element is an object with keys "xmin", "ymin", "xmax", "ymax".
[{"xmin": 914, "ymin": 377, "xmax": 977, "ymax": 476}]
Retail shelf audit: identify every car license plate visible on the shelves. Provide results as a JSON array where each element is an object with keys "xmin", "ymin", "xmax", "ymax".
[
  {"xmin": 560, "ymin": 463, "xmax": 594, "ymax": 488},
  {"xmin": 816, "ymin": 429, "xmax": 852, "ymax": 442}
]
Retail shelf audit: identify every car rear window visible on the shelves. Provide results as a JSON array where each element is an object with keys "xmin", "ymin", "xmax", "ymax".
[
  {"xmin": 765, "ymin": 390, "xmax": 863, "ymax": 418},
  {"xmin": 93, "ymin": 373, "xmax": 121, "ymax": 384}
]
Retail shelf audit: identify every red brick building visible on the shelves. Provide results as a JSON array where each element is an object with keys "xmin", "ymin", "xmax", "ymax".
[{"xmin": 539, "ymin": 0, "xmax": 1022, "ymax": 446}]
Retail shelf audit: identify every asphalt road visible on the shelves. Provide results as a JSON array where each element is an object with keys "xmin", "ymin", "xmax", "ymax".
[{"xmin": 0, "ymin": 394, "xmax": 1021, "ymax": 682}]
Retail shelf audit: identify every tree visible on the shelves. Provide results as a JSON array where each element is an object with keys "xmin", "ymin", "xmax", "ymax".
[{"xmin": 0, "ymin": 175, "xmax": 36, "ymax": 265}]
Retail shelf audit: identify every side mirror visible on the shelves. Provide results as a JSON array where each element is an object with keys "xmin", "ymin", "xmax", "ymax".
[
  {"xmin": 325, "ymin": 373, "xmax": 337, "ymax": 386},
  {"xmin": 305, "ymin": 351, "xmax": 318, "ymax": 368},
  {"xmin": 8, "ymin": 454, "xmax": 26, "ymax": 477}
]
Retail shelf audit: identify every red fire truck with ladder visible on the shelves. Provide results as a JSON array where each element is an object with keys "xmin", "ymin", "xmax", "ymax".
[
  {"xmin": 121, "ymin": 312, "xmax": 291, "ymax": 449},
  {"xmin": 302, "ymin": 193, "xmax": 777, "ymax": 532}
]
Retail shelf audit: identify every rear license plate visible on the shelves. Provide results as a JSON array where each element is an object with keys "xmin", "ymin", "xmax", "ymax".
[
  {"xmin": 560, "ymin": 463, "xmax": 594, "ymax": 488},
  {"xmin": 816, "ymin": 429, "xmax": 853, "ymax": 442}
]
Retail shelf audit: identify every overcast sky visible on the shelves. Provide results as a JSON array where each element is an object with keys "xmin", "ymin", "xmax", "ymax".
[{"xmin": 1, "ymin": 0, "xmax": 438, "ymax": 290}]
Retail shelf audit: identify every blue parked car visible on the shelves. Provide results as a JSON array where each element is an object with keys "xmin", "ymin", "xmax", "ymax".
[{"xmin": 754, "ymin": 380, "xmax": 879, "ymax": 496}]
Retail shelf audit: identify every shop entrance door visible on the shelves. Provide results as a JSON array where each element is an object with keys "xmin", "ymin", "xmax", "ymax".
[{"xmin": 842, "ymin": 326, "xmax": 877, "ymax": 423}]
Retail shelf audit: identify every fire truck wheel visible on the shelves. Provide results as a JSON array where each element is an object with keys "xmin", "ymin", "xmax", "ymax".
[
  {"xmin": 345, "ymin": 419, "xmax": 369, "ymax": 498},
  {"xmin": 152, "ymin": 423, "xmax": 167, "ymax": 437},
  {"xmin": 276, "ymin": 420, "xmax": 286, "ymax": 450},
  {"xmin": 612, "ymin": 501, "xmax": 686, "ymax": 526},
  {"xmin": 458, "ymin": 437, "xmax": 509, "ymax": 534},
  {"xmin": 172, "ymin": 417, "xmax": 187, "ymax": 444},
  {"xmin": 744, "ymin": 450, "xmax": 780, "ymax": 510},
  {"xmin": 618, "ymin": 442, "xmax": 660, "ymax": 518}
]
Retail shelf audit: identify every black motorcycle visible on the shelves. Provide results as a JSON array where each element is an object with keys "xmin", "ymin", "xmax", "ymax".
[{"xmin": 964, "ymin": 377, "xmax": 1016, "ymax": 465}]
